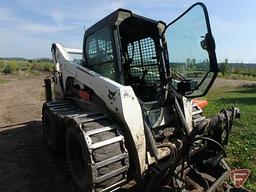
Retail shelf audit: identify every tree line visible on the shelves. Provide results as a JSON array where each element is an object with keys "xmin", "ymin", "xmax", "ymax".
[{"xmin": 219, "ymin": 58, "xmax": 256, "ymax": 78}]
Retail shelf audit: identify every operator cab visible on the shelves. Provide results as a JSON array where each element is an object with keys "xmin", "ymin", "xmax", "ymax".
[
  {"xmin": 83, "ymin": 9, "xmax": 165, "ymax": 102},
  {"xmin": 82, "ymin": 5, "xmax": 218, "ymax": 103}
]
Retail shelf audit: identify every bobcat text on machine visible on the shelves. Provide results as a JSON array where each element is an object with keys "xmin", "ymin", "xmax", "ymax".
[{"xmin": 42, "ymin": 2, "xmax": 240, "ymax": 192}]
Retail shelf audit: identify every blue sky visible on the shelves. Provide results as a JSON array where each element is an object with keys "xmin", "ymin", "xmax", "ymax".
[{"xmin": 0, "ymin": 0, "xmax": 255, "ymax": 63}]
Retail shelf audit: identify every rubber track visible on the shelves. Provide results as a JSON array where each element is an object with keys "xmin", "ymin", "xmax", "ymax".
[{"xmin": 44, "ymin": 100, "xmax": 129, "ymax": 192}]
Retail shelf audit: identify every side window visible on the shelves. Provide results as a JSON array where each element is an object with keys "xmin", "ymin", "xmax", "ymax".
[
  {"xmin": 127, "ymin": 37, "xmax": 160, "ymax": 86},
  {"xmin": 85, "ymin": 27, "xmax": 115, "ymax": 80},
  {"xmin": 87, "ymin": 37, "xmax": 97, "ymax": 60}
]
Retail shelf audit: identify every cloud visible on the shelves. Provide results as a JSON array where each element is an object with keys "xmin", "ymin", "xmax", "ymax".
[
  {"xmin": 0, "ymin": 6, "xmax": 76, "ymax": 34},
  {"xmin": 0, "ymin": 0, "xmax": 204, "ymax": 58},
  {"xmin": 15, "ymin": 0, "xmax": 125, "ymax": 28},
  {"xmin": 0, "ymin": 3, "xmax": 82, "ymax": 58},
  {"xmin": 23, "ymin": 22, "xmax": 75, "ymax": 33},
  {"xmin": 1, "ymin": 0, "xmax": 256, "ymax": 62},
  {"xmin": 0, "ymin": 31, "xmax": 52, "ymax": 58},
  {"xmin": 0, "ymin": 18, "xmax": 74, "ymax": 35},
  {"xmin": 0, "ymin": 7, "xmax": 19, "ymax": 21}
]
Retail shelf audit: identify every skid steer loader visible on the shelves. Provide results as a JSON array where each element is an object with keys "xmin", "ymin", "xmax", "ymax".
[{"xmin": 42, "ymin": 3, "xmax": 241, "ymax": 192}]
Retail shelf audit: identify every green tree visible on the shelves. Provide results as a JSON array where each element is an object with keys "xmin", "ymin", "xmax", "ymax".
[
  {"xmin": 220, "ymin": 58, "xmax": 229, "ymax": 76},
  {"xmin": 191, "ymin": 58, "xmax": 196, "ymax": 65}
]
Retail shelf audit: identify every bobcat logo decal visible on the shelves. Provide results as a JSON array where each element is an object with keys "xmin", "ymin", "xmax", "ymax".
[{"xmin": 108, "ymin": 89, "xmax": 116, "ymax": 101}]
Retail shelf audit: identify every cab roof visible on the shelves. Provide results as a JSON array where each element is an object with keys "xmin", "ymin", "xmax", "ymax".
[{"xmin": 84, "ymin": 8, "xmax": 166, "ymax": 37}]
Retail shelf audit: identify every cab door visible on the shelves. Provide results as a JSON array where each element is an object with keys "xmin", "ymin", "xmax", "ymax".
[{"xmin": 163, "ymin": 2, "xmax": 219, "ymax": 97}]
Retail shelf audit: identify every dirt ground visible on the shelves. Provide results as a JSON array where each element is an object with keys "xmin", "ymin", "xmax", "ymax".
[
  {"xmin": 0, "ymin": 73, "xmax": 254, "ymax": 192},
  {"xmin": 0, "ymin": 73, "xmax": 79, "ymax": 192}
]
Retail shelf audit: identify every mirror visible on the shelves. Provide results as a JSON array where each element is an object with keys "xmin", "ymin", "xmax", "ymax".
[{"xmin": 164, "ymin": 3, "xmax": 218, "ymax": 97}]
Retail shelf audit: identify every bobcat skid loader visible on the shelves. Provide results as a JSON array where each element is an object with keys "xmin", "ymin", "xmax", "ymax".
[{"xmin": 42, "ymin": 3, "xmax": 240, "ymax": 192}]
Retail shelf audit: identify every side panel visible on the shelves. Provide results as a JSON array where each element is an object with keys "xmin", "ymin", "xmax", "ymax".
[{"xmin": 75, "ymin": 66, "xmax": 147, "ymax": 174}]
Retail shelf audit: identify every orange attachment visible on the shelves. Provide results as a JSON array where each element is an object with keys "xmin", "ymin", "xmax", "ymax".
[
  {"xmin": 79, "ymin": 90, "xmax": 91, "ymax": 101},
  {"xmin": 192, "ymin": 99, "xmax": 208, "ymax": 109}
]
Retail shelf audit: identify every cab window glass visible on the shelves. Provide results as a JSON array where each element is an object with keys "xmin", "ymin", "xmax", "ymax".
[
  {"xmin": 165, "ymin": 4, "xmax": 217, "ymax": 97},
  {"xmin": 86, "ymin": 27, "xmax": 116, "ymax": 80}
]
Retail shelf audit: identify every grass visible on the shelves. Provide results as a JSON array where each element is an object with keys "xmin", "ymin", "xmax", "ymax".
[{"xmin": 204, "ymin": 81, "xmax": 256, "ymax": 190}]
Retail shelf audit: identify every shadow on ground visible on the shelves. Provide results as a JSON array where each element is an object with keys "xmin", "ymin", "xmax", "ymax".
[
  {"xmin": 0, "ymin": 121, "xmax": 78, "ymax": 192},
  {"xmin": 230, "ymin": 86, "xmax": 256, "ymax": 94},
  {"xmin": 0, "ymin": 121, "xmax": 139, "ymax": 192},
  {"xmin": 216, "ymin": 97, "xmax": 256, "ymax": 105}
]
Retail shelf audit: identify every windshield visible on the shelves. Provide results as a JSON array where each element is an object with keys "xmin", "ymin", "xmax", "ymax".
[{"xmin": 164, "ymin": 3, "xmax": 218, "ymax": 97}]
